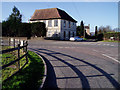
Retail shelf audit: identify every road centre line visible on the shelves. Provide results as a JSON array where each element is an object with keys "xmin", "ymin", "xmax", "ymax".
[{"xmin": 102, "ymin": 54, "xmax": 120, "ymax": 64}]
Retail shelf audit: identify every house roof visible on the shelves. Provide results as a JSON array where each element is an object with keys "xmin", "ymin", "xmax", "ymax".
[
  {"xmin": 30, "ymin": 8, "xmax": 77, "ymax": 22},
  {"xmin": 84, "ymin": 26, "xmax": 89, "ymax": 29}
]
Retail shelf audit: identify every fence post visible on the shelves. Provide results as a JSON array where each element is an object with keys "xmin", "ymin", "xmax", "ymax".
[
  {"xmin": 19, "ymin": 39, "xmax": 21, "ymax": 45},
  {"xmin": 25, "ymin": 41, "xmax": 28, "ymax": 63},
  {"xmin": 23, "ymin": 40, "xmax": 25, "ymax": 52},
  {"xmin": 17, "ymin": 44, "xmax": 20, "ymax": 70},
  {"xmin": 13, "ymin": 38, "xmax": 15, "ymax": 48}
]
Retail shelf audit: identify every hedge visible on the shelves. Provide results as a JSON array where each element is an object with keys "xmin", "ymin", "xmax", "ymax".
[
  {"xmin": 104, "ymin": 32, "xmax": 120, "ymax": 40},
  {"xmin": 2, "ymin": 22, "xmax": 47, "ymax": 38}
]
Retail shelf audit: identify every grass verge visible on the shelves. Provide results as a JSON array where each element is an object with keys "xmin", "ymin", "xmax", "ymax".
[
  {"xmin": 102, "ymin": 40, "xmax": 119, "ymax": 42},
  {"xmin": 2, "ymin": 50, "xmax": 44, "ymax": 89},
  {"xmin": 2, "ymin": 46, "xmax": 27, "ymax": 81}
]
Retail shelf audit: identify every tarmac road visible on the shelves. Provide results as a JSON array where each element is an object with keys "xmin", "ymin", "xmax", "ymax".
[{"xmin": 28, "ymin": 39, "xmax": 120, "ymax": 89}]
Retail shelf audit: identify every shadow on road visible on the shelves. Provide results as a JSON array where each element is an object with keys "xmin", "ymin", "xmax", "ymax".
[
  {"xmin": 29, "ymin": 48, "xmax": 120, "ymax": 89},
  {"xmin": 39, "ymin": 54, "xmax": 58, "ymax": 89}
]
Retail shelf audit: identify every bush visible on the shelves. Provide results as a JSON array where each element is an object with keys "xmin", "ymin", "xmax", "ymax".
[
  {"xmin": 18, "ymin": 23, "xmax": 31, "ymax": 38},
  {"xmin": 2, "ymin": 22, "xmax": 47, "ymax": 38},
  {"xmin": 31, "ymin": 22, "xmax": 46, "ymax": 37},
  {"xmin": 97, "ymin": 33, "xmax": 104, "ymax": 41},
  {"xmin": 104, "ymin": 32, "xmax": 120, "ymax": 41}
]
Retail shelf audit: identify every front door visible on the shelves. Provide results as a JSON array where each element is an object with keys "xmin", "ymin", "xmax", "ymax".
[
  {"xmin": 68, "ymin": 31, "xmax": 70, "ymax": 38},
  {"xmin": 64, "ymin": 31, "xmax": 66, "ymax": 40}
]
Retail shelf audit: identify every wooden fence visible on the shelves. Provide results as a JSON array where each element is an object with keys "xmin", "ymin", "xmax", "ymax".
[
  {"xmin": 1, "ymin": 41, "xmax": 28, "ymax": 82},
  {"xmin": 1, "ymin": 38, "xmax": 25, "ymax": 47}
]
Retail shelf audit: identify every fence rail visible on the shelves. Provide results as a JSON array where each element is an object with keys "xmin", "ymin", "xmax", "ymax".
[
  {"xmin": 1, "ymin": 40, "xmax": 28, "ymax": 82},
  {"xmin": 1, "ymin": 37, "xmax": 26, "ymax": 47}
]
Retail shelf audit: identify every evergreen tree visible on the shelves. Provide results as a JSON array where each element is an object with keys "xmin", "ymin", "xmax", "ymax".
[
  {"xmin": 76, "ymin": 21, "xmax": 84, "ymax": 37},
  {"xmin": 80, "ymin": 21, "xmax": 84, "ymax": 36},
  {"xmin": 76, "ymin": 26, "xmax": 80, "ymax": 36},
  {"xmin": 3, "ymin": 6, "xmax": 22, "ymax": 36},
  {"xmin": 8, "ymin": 6, "xmax": 22, "ymax": 22},
  {"xmin": 95, "ymin": 26, "xmax": 98, "ymax": 37}
]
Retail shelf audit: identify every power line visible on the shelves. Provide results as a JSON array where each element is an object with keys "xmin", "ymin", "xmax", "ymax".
[{"xmin": 72, "ymin": 2, "xmax": 82, "ymax": 24}]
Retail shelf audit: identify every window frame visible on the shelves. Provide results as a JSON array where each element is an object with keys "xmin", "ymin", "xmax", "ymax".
[
  {"xmin": 48, "ymin": 20, "xmax": 52, "ymax": 27},
  {"xmin": 64, "ymin": 20, "xmax": 66, "ymax": 27},
  {"xmin": 54, "ymin": 20, "xmax": 58, "ymax": 27},
  {"xmin": 69, "ymin": 21, "xmax": 71, "ymax": 28},
  {"xmin": 73, "ymin": 22, "xmax": 74, "ymax": 25}
]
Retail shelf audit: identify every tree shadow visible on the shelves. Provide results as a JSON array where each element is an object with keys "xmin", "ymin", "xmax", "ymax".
[
  {"xmin": 35, "ymin": 53, "xmax": 58, "ymax": 89},
  {"xmin": 30, "ymin": 48, "xmax": 90, "ymax": 89},
  {"xmin": 29, "ymin": 48, "xmax": 120, "ymax": 89}
]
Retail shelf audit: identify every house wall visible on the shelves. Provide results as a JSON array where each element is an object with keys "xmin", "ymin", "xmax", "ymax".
[
  {"xmin": 60, "ymin": 19, "xmax": 76, "ymax": 40},
  {"xmin": 46, "ymin": 19, "xmax": 61, "ymax": 38},
  {"xmin": 86, "ymin": 29, "xmax": 90, "ymax": 35},
  {"xmin": 30, "ymin": 19, "xmax": 61, "ymax": 38},
  {"xmin": 85, "ymin": 24, "xmax": 90, "ymax": 35},
  {"xmin": 30, "ymin": 19, "xmax": 76, "ymax": 40}
]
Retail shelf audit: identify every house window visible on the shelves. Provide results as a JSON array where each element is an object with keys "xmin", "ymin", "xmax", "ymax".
[
  {"xmin": 48, "ymin": 20, "xmax": 52, "ymax": 27},
  {"xmin": 54, "ymin": 20, "xmax": 58, "ymax": 26},
  {"xmin": 73, "ymin": 32, "xmax": 74, "ymax": 37},
  {"xmin": 64, "ymin": 20, "xmax": 66, "ymax": 27},
  {"xmin": 73, "ymin": 22, "xmax": 74, "ymax": 25},
  {"xmin": 43, "ymin": 20, "xmax": 46, "ymax": 25},
  {"xmin": 69, "ymin": 21, "xmax": 71, "ymax": 28},
  {"xmin": 48, "ymin": 30, "xmax": 51, "ymax": 37}
]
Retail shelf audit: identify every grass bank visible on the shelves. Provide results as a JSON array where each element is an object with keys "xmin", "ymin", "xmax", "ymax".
[{"xmin": 2, "ymin": 50, "xmax": 44, "ymax": 89}]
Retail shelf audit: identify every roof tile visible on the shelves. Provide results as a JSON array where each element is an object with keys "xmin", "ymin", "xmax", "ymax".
[{"xmin": 30, "ymin": 8, "xmax": 77, "ymax": 22}]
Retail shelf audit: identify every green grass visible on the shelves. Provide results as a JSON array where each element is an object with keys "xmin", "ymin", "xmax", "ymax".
[
  {"xmin": 2, "ymin": 51, "xmax": 44, "ymax": 89},
  {"xmin": 2, "ymin": 46, "xmax": 26, "ymax": 81},
  {"xmin": 102, "ymin": 40, "xmax": 119, "ymax": 42}
]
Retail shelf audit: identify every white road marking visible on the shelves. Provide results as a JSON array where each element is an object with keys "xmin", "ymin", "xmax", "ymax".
[
  {"xmin": 59, "ymin": 47, "xmax": 63, "ymax": 48},
  {"xmin": 102, "ymin": 54, "xmax": 120, "ymax": 64},
  {"xmin": 106, "ymin": 44, "xmax": 110, "ymax": 46},
  {"xmin": 111, "ymin": 45, "xmax": 115, "ymax": 46},
  {"xmin": 93, "ymin": 50, "xmax": 99, "ymax": 52},
  {"xmin": 58, "ymin": 47, "xmax": 75, "ymax": 48},
  {"xmin": 97, "ymin": 44, "xmax": 101, "ymax": 45}
]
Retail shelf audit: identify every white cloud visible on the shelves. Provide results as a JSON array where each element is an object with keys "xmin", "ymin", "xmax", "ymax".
[{"xmin": 1, "ymin": 0, "xmax": 120, "ymax": 2}]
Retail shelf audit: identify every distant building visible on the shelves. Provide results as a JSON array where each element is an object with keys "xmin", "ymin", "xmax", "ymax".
[
  {"xmin": 30, "ymin": 8, "xmax": 77, "ymax": 40},
  {"xmin": 90, "ymin": 32, "xmax": 95, "ymax": 36},
  {"xmin": 84, "ymin": 24, "xmax": 90, "ymax": 35}
]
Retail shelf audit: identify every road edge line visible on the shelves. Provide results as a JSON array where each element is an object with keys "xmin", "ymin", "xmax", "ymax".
[{"xmin": 102, "ymin": 54, "xmax": 120, "ymax": 64}]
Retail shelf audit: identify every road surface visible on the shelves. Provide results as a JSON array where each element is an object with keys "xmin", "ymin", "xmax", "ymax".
[{"xmin": 28, "ymin": 39, "xmax": 120, "ymax": 89}]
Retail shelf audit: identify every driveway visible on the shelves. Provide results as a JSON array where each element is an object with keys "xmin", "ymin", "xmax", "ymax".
[{"xmin": 28, "ymin": 40, "xmax": 120, "ymax": 89}]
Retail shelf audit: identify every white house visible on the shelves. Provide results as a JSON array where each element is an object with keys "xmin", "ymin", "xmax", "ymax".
[
  {"xmin": 84, "ymin": 24, "xmax": 90, "ymax": 35},
  {"xmin": 30, "ymin": 8, "xmax": 77, "ymax": 40}
]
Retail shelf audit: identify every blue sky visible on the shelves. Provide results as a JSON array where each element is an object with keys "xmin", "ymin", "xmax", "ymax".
[{"xmin": 2, "ymin": 2, "xmax": 118, "ymax": 32}]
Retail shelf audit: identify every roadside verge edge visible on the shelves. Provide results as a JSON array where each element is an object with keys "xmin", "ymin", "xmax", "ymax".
[
  {"xmin": 37, "ymin": 53, "xmax": 47, "ymax": 89},
  {"xmin": 29, "ymin": 50, "xmax": 47, "ymax": 89}
]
